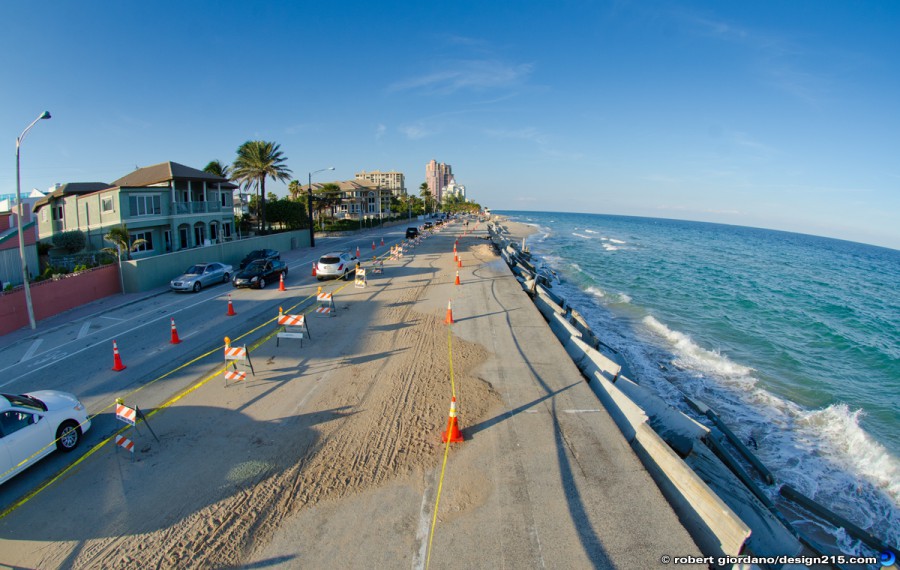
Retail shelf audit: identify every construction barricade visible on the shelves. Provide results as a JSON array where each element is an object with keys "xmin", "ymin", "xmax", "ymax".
[
  {"xmin": 371, "ymin": 259, "xmax": 384, "ymax": 274},
  {"xmin": 224, "ymin": 336, "xmax": 255, "ymax": 385},
  {"xmin": 114, "ymin": 398, "xmax": 159, "ymax": 459},
  {"xmin": 355, "ymin": 268, "xmax": 367, "ymax": 288},
  {"xmin": 277, "ymin": 307, "xmax": 310, "ymax": 347},
  {"xmin": 315, "ymin": 289, "xmax": 336, "ymax": 316}
]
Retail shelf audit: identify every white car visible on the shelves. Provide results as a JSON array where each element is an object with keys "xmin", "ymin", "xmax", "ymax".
[
  {"xmin": 316, "ymin": 251, "xmax": 357, "ymax": 281},
  {"xmin": 0, "ymin": 391, "xmax": 92, "ymax": 485}
]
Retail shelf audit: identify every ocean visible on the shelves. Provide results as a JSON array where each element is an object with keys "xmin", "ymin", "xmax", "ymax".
[{"xmin": 498, "ymin": 210, "xmax": 899, "ymax": 554}]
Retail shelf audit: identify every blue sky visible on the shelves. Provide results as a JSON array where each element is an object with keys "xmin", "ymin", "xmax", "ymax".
[{"xmin": 2, "ymin": 1, "xmax": 898, "ymax": 248}]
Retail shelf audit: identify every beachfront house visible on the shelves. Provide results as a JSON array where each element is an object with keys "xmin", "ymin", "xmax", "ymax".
[{"xmin": 33, "ymin": 162, "xmax": 237, "ymax": 257}]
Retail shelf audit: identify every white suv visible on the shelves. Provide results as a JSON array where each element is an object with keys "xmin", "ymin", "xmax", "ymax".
[{"xmin": 316, "ymin": 251, "xmax": 357, "ymax": 281}]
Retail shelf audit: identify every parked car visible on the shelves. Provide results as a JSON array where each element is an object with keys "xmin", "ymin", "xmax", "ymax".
[
  {"xmin": 405, "ymin": 227, "xmax": 419, "ymax": 239},
  {"xmin": 0, "ymin": 390, "xmax": 92, "ymax": 485},
  {"xmin": 422, "ymin": 222, "xmax": 434, "ymax": 230},
  {"xmin": 239, "ymin": 249, "xmax": 280, "ymax": 269},
  {"xmin": 170, "ymin": 262, "xmax": 233, "ymax": 292},
  {"xmin": 316, "ymin": 251, "xmax": 357, "ymax": 281},
  {"xmin": 232, "ymin": 259, "xmax": 288, "ymax": 289}
]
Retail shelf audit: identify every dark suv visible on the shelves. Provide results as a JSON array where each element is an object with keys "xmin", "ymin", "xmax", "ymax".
[{"xmin": 406, "ymin": 227, "xmax": 419, "ymax": 239}]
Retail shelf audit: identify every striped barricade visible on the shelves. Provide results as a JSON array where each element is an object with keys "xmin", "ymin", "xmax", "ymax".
[
  {"xmin": 355, "ymin": 268, "xmax": 367, "ymax": 288},
  {"xmin": 116, "ymin": 402, "xmax": 137, "ymax": 426},
  {"xmin": 115, "ymin": 434, "xmax": 135, "ymax": 454},
  {"xmin": 223, "ymin": 336, "xmax": 255, "ymax": 383},
  {"xmin": 316, "ymin": 291, "xmax": 336, "ymax": 317},
  {"xmin": 277, "ymin": 307, "xmax": 310, "ymax": 347}
]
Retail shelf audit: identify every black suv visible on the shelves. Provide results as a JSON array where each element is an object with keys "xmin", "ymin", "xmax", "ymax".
[
  {"xmin": 405, "ymin": 227, "xmax": 419, "ymax": 239},
  {"xmin": 239, "ymin": 249, "xmax": 280, "ymax": 269}
]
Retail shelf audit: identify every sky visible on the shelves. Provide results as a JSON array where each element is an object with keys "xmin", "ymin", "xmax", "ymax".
[{"xmin": 2, "ymin": 1, "xmax": 898, "ymax": 249}]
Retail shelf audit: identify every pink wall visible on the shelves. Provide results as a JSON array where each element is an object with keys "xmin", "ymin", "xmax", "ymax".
[{"xmin": 0, "ymin": 264, "xmax": 121, "ymax": 336}]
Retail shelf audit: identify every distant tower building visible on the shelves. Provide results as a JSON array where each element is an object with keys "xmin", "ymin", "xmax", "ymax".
[
  {"xmin": 426, "ymin": 159, "xmax": 453, "ymax": 204},
  {"xmin": 443, "ymin": 178, "xmax": 466, "ymax": 202},
  {"xmin": 355, "ymin": 170, "xmax": 406, "ymax": 198}
]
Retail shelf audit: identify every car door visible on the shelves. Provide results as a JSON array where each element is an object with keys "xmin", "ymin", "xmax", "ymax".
[
  {"xmin": 202, "ymin": 264, "xmax": 219, "ymax": 286},
  {"xmin": 0, "ymin": 410, "xmax": 53, "ymax": 478}
]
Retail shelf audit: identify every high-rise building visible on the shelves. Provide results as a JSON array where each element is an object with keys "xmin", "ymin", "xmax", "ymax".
[
  {"xmin": 355, "ymin": 170, "xmax": 406, "ymax": 198},
  {"xmin": 425, "ymin": 159, "xmax": 453, "ymax": 204}
]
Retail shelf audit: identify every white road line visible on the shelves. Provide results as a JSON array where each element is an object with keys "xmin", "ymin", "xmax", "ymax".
[
  {"xmin": 99, "ymin": 315, "xmax": 125, "ymax": 321},
  {"xmin": 20, "ymin": 339, "xmax": 44, "ymax": 362},
  {"xmin": 562, "ymin": 409, "xmax": 602, "ymax": 413},
  {"xmin": 77, "ymin": 321, "xmax": 92, "ymax": 339}
]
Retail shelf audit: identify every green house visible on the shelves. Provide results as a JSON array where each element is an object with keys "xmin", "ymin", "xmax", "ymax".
[{"xmin": 33, "ymin": 162, "xmax": 238, "ymax": 258}]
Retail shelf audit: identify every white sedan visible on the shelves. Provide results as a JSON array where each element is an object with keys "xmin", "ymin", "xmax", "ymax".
[{"xmin": 0, "ymin": 391, "xmax": 92, "ymax": 485}]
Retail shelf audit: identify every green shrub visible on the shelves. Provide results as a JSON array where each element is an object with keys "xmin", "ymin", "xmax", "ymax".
[{"xmin": 52, "ymin": 230, "xmax": 87, "ymax": 254}]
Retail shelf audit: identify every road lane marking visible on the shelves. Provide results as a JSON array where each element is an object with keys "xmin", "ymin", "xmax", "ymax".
[
  {"xmin": 77, "ymin": 321, "xmax": 92, "ymax": 339},
  {"xmin": 20, "ymin": 339, "xmax": 43, "ymax": 362},
  {"xmin": 562, "ymin": 409, "xmax": 602, "ymax": 413},
  {"xmin": 99, "ymin": 315, "xmax": 125, "ymax": 321}
]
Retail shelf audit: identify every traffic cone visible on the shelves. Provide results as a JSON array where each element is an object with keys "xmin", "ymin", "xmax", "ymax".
[
  {"xmin": 356, "ymin": 246, "xmax": 360, "ymax": 257},
  {"xmin": 312, "ymin": 262, "xmax": 317, "ymax": 277},
  {"xmin": 457, "ymin": 257, "xmax": 462, "ymax": 268},
  {"xmin": 227, "ymin": 294, "xmax": 236, "ymax": 316},
  {"xmin": 170, "ymin": 318, "xmax": 181, "ymax": 344},
  {"xmin": 442, "ymin": 396, "xmax": 464, "ymax": 443},
  {"xmin": 454, "ymin": 252, "xmax": 458, "ymax": 262},
  {"xmin": 455, "ymin": 271, "xmax": 460, "ymax": 285},
  {"xmin": 112, "ymin": 340, "xmax": 126, "ymax": 371},
  {"xmin": 380, "ymin": 237, "xmax": 384, "ymax": 246},
  {"xmin": 279, "ymin": 272, "xmax": 286, "ymax": 291},
  {"xmin": 444, "ymin": 299, "xmax": 454, "ymax": 324},
  {"xmin": 372, "ymin": 241, "xmax": 376, "ymax": 250}
]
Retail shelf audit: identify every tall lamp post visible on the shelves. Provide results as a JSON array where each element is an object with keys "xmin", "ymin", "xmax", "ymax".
[
  {"xmin": 307, "ymin": 166, "xmax": 334, "ymax": 248},
  {"xmin": 15, "ymin": 111, "xmax": 51, "ymax": 330}
]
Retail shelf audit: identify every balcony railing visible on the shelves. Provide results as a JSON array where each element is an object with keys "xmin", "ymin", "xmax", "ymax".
[{"xmin": 172, "ymin": 201, "xmax": 229, "ymax": 215}]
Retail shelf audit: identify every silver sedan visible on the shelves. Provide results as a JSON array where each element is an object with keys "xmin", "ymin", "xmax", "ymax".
[{"xmin": 170, "ymin": 262, "xmax": 233, "ymax": 292}]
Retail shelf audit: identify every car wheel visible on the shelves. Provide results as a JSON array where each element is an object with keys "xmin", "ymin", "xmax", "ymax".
[
  {"xmin": 259, "ymin": 278, "xmax": 266, "ymax": 289},
  {"xmin": 193, "ymin": 282, "xmax": 201, "ymax": 292},
  {"xmin": 223, "ymin": 273, "xmax": 230, "ymax": 283},
  {"xmin": 56, "ymin": 421, "xmax": 81, "ymax": 452}
]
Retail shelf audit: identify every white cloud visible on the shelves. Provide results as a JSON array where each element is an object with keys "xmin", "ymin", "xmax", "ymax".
[{"xmin": 387, "ymin": 59, "xmax": 533, "ymax": 95}]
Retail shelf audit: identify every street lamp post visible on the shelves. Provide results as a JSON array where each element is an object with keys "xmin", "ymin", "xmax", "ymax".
[
  {"xmin": 15, "ymin": 111, "xmax": 51, "ymax": 330},
  {"xmin": 307, "ymin": 166, "xmax": 334, "ymax": 248}
]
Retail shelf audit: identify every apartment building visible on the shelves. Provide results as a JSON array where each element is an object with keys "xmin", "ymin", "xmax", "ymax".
[
  {"xmin": 425, "ymin": 159, "xmax": 453, "ymax": 204},
  {"xmin": 355, "ymin": 170, "xmax": 406, "ymax": 198}
]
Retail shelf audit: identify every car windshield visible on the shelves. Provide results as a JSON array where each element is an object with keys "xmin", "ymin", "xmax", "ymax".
[
  {"xmin": 247, "ymin": 260, "xmax": 267, "ymax": 269},
  {"xmin": 1, "ymin": 393, "xmax": 47, "ymax": 411},
  {"xmin": 185, "ymin": 265, "xmax": 206, "ymax": 274}
]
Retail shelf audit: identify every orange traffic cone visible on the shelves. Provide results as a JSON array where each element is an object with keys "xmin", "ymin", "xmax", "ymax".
[
  {"xmin": 444, "ymin": 299, "xmax": 454, "ymax": 324},
  {"xmin": 170, "ymin": 318, "xmax": 181, "ymax": 344},
  {"xmin": 279, "ymin": 272, "xmax": 286, "ymax": 291},
  {"xmin": 454, "ymin": 252, "xmax": 458, "ymax": 262},
  {"xmin": 312, "ymin": 262, "xmax": 317, "ymax": 277},
  {"xmin": 457, "ymin": 257, "xmax": 462, "ymax": 268},
  {"xmin": 455, "ymin": 271, "xmax": 460, "ymax": 285},
  {"xmin": 356, "ymin": 246, "xmax": 360, "ymax": 257},
  {"xmin": 380, "ymin": 237, "xmax": 384, "ymax": 246},
  {"xmin": 112, "ymin": 340, "xmax": 126, "ymax": 371},
  {"xmin": 227, "ymin": 294, "xmax": 236, "ymax": 316},
  {"xmin": 442, "ymin": 396, "xmax": 464, "ymax": 443},
  {"xmin": 372, "ymin": 241, "xmax": 376, "ymax": 250}
]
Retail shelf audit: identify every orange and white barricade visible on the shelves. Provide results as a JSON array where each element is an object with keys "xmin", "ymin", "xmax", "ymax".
[
  {"xmin": 224, "ymin": 336, "xmax": 255, "ymax": 383},
  {"xmin": 115, "ymin": 434, "xmax": 135, "ymax": 454},
  {"xmin": 355, "ymin": 268, "xmax": 367, "ymax": 288},
  {"xmin": 315, "ymin": 290, "xmax": 336, "ymax": 316},
  {"xmin": 277, "ymin": 307, "xmax": 310, "ymax": 347},
  {"xmin": 371, "ymin": 259, "xmax": 383, "ymax": 274},
  {"xmin": 116, "ymin": 402, "xmax": 137, "ymax": 426}
]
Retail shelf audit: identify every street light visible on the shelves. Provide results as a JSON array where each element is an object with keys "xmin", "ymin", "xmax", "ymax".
[
  {"xmin": 307, "ymin": 166, "xmax": 334, "ymax": 248},
  {"xmin": 15, "ymin": 111, "xmax": 51, "ymax": 330}
]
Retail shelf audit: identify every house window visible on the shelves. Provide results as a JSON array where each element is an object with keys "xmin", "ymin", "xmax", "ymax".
[
  {"xmin": 128, "ymin": 194, "xmax": 161, "ymax": 216},
  {"xmin": 41, "ymin": 209, "xmax": 47, "ymax": 222},
  {"xmin": 101, "ymin": 196, "xmax": 114, "ymax": 213},
  {"xmin": 53, "ymin": 205, "xmax": 64, "ymax": 220},
  {"xmin": 220, "ymin": 192, "xmax": 229, "ymax": 207},
  {"xmin": 130, "ymin": 231, "xmax": 154, "ymax": 253}
]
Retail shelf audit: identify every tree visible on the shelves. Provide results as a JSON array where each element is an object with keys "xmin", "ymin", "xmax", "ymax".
[
  {"xmin": 419, "ymin": 182, "xmax": 431, "ymax": 215},
  {"xmin": 52, "ymin": 230, "xmax": 86, "ymax": 254},
  {"xmin": 203, "ymin": 159, "xmax": 231, "ymax": 180},
  {"xmin": 231, "ymin": 141, "xmax": 292, "ymax": 233},
  {"xmin": 313, "ymin": 183, "xmax": 343, "ymax": 229},
  {"xmin": 103, "ymin": 225, "xmax": 146, "ymax": 261}
]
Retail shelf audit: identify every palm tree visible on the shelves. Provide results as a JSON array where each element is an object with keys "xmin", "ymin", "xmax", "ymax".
[
  {"xmin": 203, "ymin": 159, "xmax": 231, "ymax": 179},
  {"xmin": 419, "ymin": 182, "xmax": 431, "ymax": 215},
  {"xmin": 103, "ymin": 225, "xmax": 146, "ymax": 261},
  {"xmin": 231, "ymin": 141, "xmax": 292, "ymax": 233},
  {"xmin": 314, "ymin": 183, "xmax": 343, "ymax": 229}
]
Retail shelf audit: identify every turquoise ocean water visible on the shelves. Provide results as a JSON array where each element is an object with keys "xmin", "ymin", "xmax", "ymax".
[{"xmin": 499, "ymin": 210, "xmax": 899, "ymax": 553}]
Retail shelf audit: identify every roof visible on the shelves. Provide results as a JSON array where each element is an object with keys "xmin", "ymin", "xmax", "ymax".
[
  {"xmin": 32, "ymin": 182, "xmax": 112, "ymax": 211},
  {"xmin": 112, "ymin": 161, "xmax": 237, "ymax": 189}
]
